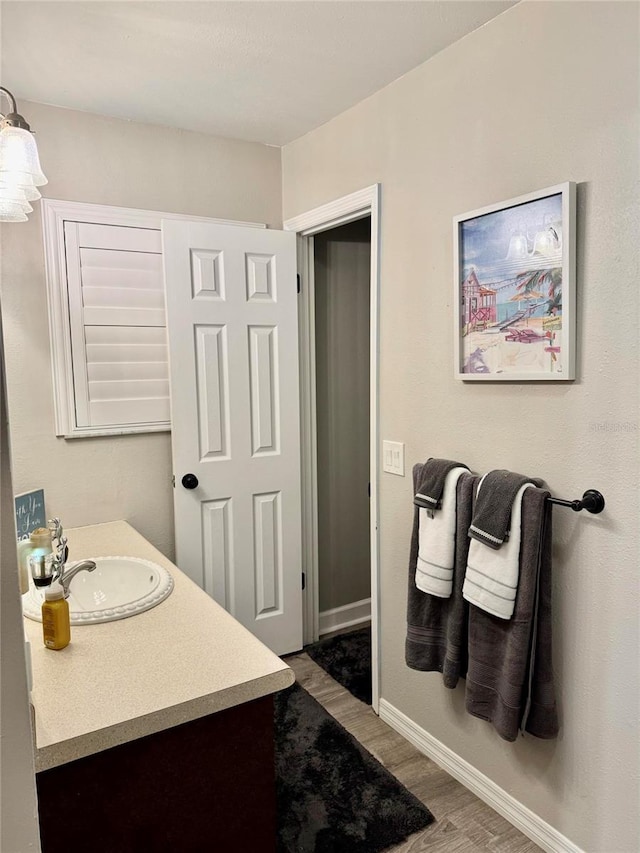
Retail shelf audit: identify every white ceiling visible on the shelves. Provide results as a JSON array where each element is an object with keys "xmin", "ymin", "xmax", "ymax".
[{"xmin": 1, "ymin": 1, "xmax": 515, "ymax": 146}]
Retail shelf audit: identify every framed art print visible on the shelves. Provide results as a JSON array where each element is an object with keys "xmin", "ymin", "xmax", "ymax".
[{"xmin": 454, "ymin": 182, "xmax": 576, "ymax": 380}]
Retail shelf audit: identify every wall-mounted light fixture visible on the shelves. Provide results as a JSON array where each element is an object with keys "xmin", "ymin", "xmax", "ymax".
[{"xmin": 0, "ymin": 87, "xmax": 47, "ymax": 222}]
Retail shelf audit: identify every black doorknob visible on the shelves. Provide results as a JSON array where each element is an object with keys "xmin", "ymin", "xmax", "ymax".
[{"xmin": 181, "ymin": 473, "xmax": 199, "ymax": 490}]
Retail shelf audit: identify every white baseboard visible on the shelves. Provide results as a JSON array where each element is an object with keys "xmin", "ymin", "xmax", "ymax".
[
  {"xmin": 318, "ymin": 597, "xmax": 371, "ymax": 636},
  {"xmin": 378, "ymin": 699, "xmax": 584, "ymax": 853}
]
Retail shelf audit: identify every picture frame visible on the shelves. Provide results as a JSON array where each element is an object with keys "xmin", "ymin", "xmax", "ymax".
[{"xmin": 453, "ymin": 182, "xmax": 576, "ymax": 381}]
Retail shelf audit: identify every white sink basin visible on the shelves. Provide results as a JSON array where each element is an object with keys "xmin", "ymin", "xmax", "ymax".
[{"xmin": 22, "ymin": 556, "xmax": 174, "ymax": 625}]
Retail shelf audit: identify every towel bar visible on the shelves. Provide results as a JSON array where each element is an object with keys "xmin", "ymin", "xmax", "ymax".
[{"xmin": 547, "ymin": 490, "xmax": 605, "ymax": 514}]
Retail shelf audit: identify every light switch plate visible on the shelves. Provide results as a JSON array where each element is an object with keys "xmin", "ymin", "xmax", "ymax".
[{"xmin": 383, "ymin": 440, "xmax": 405, "ymax": 476}]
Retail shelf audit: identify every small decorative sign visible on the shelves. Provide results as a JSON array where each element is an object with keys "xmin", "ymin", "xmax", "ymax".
[
  {"xmin": 454, "ymin": 182, "xmax": 576, "ymax": 381},
  {"xmin": 15, "ymin": 489, "xmax": 46, "ymax": 539}
]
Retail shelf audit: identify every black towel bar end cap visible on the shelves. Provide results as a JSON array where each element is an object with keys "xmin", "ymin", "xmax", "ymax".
[{"xmin": 579, "ymin": 490, "xmax": 605, "ymax": 514}]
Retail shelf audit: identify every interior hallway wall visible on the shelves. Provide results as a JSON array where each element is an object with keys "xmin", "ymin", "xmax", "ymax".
[
  {"xmin": 0, "ymin": 101, "xmax": 282, "ymax": 559},
  {"xmin": 282, "ymin": 3, "xmax": 639, "ymax": 851},
  {"xmin": 314, "ymin": 219, "xmax": 371, "ymax": 612}
]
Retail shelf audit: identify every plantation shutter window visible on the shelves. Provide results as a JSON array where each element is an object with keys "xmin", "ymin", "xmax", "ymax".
[{"xmin": 63, "ymin": 221, "xmax": 170, "ymax": 434}]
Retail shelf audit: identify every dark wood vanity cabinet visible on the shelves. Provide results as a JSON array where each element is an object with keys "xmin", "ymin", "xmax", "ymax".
[{"xmin": 36, "ymin": 695, "xmax": 276, "ymax": 853}]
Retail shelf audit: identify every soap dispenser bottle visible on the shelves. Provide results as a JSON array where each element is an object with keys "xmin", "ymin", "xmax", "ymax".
[{"xmin": 42, "ymin": 582, "xmax": 70, "ymax": 650}]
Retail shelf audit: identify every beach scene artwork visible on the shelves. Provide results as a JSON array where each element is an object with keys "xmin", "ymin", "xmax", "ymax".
[{"xmin": 459, "ymin": 192, "xmax": 564, "ymax": 377}]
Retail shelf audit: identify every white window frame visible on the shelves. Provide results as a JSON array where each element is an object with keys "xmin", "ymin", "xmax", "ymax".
[{"xmin": 42, "ymin": 199, "xmax": 265, "ymax": 438}]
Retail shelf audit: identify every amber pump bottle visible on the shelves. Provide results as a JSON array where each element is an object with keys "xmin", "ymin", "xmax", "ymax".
[{"xmin": 42, "ymin": 582, "xmax": 70, "ymax": 650}]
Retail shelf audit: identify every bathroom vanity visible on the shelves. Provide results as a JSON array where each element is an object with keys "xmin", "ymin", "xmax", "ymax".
[{"xmin": 23, "ymin": 520, "xmax": 294, "ymax": 852}]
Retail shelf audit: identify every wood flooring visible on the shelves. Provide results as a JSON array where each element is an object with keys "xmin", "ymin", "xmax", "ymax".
[{"xmin": 286, "ymin": 651, "xmax": 542, "ymax": 853}]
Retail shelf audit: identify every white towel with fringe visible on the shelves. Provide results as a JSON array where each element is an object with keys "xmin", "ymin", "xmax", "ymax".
[{"xmin": 415, "ymin": 466, "xmax": 467, "ymax": 598}]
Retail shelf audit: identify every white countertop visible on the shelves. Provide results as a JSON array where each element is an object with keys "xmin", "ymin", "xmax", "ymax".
[{"xmin": 23, "ymin": 521, "xmax": 294, "ymax": 772}]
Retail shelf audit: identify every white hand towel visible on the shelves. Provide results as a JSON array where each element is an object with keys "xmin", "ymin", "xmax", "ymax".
[
  {"xmin": 415, "ymin": 466, "xmax": 467, "ymax": 598},
  {"xmin": 463, "ymin": 481, "xmax": 533, "ymax": 619}
]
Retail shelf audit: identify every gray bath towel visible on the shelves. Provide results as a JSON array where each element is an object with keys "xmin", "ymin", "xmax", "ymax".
[
  {"xmin": 465, "ymin": 486, "xmax": 558, "ymax": 741},
  {"xmin": 406, "ymin": 465, "xmax": 479, "ymax": 688},
  {"xmin": 469, "ymin": 469, "xmax": 543, "ymax": 549},
  {"xmin": 414, "ymin": 458, "xmax": 470, "ymax": 512}
]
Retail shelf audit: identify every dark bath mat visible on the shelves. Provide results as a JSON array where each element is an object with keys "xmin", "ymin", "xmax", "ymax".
[
  {"xmin": 305, "ymin": 627, "xmax": 372, "ymax": 705},
  {"xmin": 275, "ymin": 682, "xmax": 434, "ymax": 853}
]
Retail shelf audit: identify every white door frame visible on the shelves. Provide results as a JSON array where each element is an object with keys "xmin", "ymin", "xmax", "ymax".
[{"xmin": 284, "ymin": 184, "xmax": 381, "ymax": 713}]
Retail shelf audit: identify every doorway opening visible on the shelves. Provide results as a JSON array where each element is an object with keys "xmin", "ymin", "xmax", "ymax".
[
  {"xmin": 314, "ymin": 218, "xmax": 371, "ymax": 641},
  {"xmin": 284, "ymin": 184, "xmax": 380, "ymax": 712}
]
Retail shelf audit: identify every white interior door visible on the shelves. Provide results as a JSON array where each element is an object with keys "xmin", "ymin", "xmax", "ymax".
[{"xmin": 162, "ymin": 220, "xmax": 302, "ymax": 655}]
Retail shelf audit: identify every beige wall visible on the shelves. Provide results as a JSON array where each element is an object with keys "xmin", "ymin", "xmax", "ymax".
[
  {"xmin": 0, "ymin": 315, "xmax": 40, "ymax": 851},
  {"xmin": 0, "ymin": 101, "xmax": 282, "ymax": 559},
  {"xmin": 315, "ymin": 219, "xmax": 371, "ymax": 612},
  {"xmin": 283, "ymin": 3, "xmax": 639, "ymax": 851}
]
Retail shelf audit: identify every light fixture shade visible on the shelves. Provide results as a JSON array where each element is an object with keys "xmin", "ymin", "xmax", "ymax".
[
  {"xmin": 0, "ymin": 181, "xmax": 40, "ymax": 201},
  {"xmin": 0, "ymin": 126, "xmax": 48, "ymax": 186},
  {"xmin": 0, "ymin": 169, "xmax": 45, "ymax": 189},
  {"xmin": 0, "ymin": 198, "xmax": 29, "ymax": 221},
  {"xmin": 0, "ymin": 184, "xmax": 34, "ymax": 212}
]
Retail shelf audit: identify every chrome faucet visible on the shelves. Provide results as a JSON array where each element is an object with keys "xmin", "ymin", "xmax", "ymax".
[{"xmin": 57, "ymin": 559, "xmax": 97, "ymax": 598}]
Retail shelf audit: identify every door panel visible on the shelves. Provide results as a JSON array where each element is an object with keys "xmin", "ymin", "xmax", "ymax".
[{"xmin": 163, "ymin": 220, "xmax": 302, "ymax": 655}]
